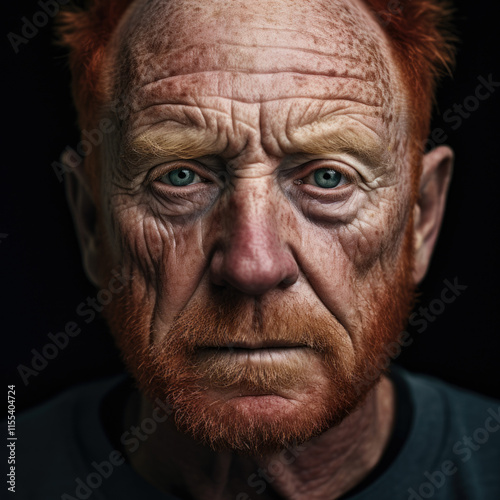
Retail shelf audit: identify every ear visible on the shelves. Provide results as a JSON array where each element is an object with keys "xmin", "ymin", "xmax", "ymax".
[
  {"xmin": 63, "ymin": 150, "xmax": 101, "ymax": 287},
  {"xmin": 413, "ymin": 145, "xmax": 454, "ymax": 284}
]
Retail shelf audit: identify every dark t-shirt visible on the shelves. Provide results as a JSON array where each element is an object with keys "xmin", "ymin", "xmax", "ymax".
[{"xmin": 12, "ymin": 366, "xmax": 500, "ymax": 499}]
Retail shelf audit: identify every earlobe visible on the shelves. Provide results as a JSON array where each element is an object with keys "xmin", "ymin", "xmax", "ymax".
[
  {"xmin": 63, "ymin": 151, "xmax": 102, "ymax": 287},
  {"xmin": 413, "ymin": 145, "xmax": 454, "ymax": 284}
]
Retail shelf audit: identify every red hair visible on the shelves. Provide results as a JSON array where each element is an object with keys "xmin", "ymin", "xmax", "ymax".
[
  {"xmin": 57, "ymin": 0, "xmax": 133, "ymax": 132},
  {"xmin": 56, "ymin": 0, "xmax": 456, "ymax": 181},
  {"xmin": 365, "ymin": 0, "xmax": 457, "ymax": 151}
]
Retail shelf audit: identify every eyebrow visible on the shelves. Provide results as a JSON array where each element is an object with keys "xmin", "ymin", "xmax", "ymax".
[
  {"xmin": 287, "ymin": 123, "xmax": 390, "ymax": 171},
  {"xmin": 123, "ymin": 121, "xmax": 389, "ymax": 173},
  {"xmin": 122, "ymin": 127, "xmax": 221, "ymax": 172}
]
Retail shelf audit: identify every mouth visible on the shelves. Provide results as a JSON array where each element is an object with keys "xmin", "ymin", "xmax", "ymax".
[
  {"xmin": 199, "ymin": 340, "xmax": 309, "ymax": 350},
  {"xmin": 191, "ymin": 342, "xmax": 321, "ymax": 393},
  {"xmin": 215, "ymin": 341, "xmax": 307, "ymax": 350},
  {"xmin": 196, "ymin": 343, "xmax": 311, "ymax": 363}
]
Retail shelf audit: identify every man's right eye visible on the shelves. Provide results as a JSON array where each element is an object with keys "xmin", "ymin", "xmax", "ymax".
[{"xmin": 158, "ymin": 168, "xmax": 203, "ymax": 187}]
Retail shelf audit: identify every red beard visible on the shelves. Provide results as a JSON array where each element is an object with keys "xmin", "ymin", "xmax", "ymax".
[{"xmin": 103, "ymin": 229, "xmax": 415, "ymax": 456}]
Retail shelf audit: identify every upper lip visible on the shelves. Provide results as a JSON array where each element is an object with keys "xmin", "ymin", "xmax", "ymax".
[{"xmin": 203, "ymin": 342, "xmax": 307, "ymax": 350}]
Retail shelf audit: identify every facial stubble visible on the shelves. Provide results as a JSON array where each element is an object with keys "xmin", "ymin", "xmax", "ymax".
[{"xmin": 102, "ymin": 224, "xmax": 415, "ymax": 456}]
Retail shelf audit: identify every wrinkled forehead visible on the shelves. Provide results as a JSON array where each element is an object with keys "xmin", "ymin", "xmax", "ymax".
[{"xmin": 110, "ymin": 0, "xmax": 402, "ymax": 130}]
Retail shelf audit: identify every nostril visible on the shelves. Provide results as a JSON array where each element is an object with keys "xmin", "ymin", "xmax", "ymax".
[{"xmin": 281, "ymin": 274, "xmax": 298, "ymax": 286}]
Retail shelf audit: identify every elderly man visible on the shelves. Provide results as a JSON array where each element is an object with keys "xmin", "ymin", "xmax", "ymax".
[{"xmin": 15, "ymin": 0, "xmax": 500, "ymax": 499}]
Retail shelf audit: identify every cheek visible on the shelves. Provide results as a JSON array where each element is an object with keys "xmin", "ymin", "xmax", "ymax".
[
  {"xmin": 107, "ymin": 198, "xmax": 212, "ymax": 320},
  {"xmin": 296, "ymin": 186, "xmax": 411, "ymax": 332},
  {"xmin": 340, "ymin": 193, "xmax": 409, "ymax": 274}
]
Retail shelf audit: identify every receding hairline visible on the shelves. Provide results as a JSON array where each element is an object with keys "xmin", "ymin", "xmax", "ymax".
[{"xmin": 107, "ymin": 0, "xmax": 401, "ymax": 106}]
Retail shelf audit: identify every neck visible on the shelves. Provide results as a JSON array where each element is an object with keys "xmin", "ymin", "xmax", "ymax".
[{"xmin": 123, "ymin": 376, "xmax": 395, "ymax": 500}]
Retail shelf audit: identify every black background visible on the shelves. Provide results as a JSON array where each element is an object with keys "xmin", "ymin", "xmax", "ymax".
[{"xmin": 1, "ymin": 0, "xmax": 499, "ymax": 415}]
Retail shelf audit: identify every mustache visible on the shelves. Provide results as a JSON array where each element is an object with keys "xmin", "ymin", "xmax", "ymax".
[
  {"xmin": 156, "ymin": 289, "xmax": 349, "ymax": 355},
  {"xmin": 147, "ymin": 290, "xmax": 353, "ymax": 393}
]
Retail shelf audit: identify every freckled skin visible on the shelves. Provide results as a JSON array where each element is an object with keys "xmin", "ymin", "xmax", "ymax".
[
  {"xmin": 102, "ymin": 0, "xmax": 410, "ymax": 343},
  {"xmin": 89, "ymin": 0, "xmax": 428, "ymax": 498}
]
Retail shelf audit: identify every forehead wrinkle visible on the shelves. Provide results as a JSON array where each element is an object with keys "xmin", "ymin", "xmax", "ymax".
[
  {"xmin": 114, "ymin": 0, "xmax": 396, "ymax": 106},
  {"xmin": 123, "ymin": 42, "xmax": 385, "ymax": 94},
  {"xmin": 129, "ymin": 4, "xmax": 369, "ymax": 47},
  {"xmin": 123, "ymin": 0, "xmax": 387, "ymax": 69},
  {"xmin": 131, "ymin": 72, "xmax": 385, "ymax": 111},
  {"xmin": 158, "ymin": 38, "xmax": 380, "ymax": 60},
  {"xmin": 129, "ymin": 103, "xmax": 233, "ymax": 134},
  {"xmin": 139, "ymin": 42, "xmax": 381, "ymax": 76},
  {"xmin": 110, "ymin": 0, "xmax": 406, "ymax": 166}
]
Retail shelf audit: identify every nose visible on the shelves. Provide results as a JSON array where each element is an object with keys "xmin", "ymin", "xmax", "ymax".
[{"xmin": 210, "ymin": 184, "xmax": 299, "ymax": 296}]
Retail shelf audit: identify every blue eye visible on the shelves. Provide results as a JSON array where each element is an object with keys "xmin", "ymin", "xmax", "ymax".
[
  {"xmin": 160, "ymin": 168, "xmax": 199, "ymax": 186},
  {"xmin": 313, "ymin": 168, "xmax": 342, "ymax": 189}
]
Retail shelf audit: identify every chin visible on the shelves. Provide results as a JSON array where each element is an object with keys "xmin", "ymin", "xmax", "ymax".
[
  {"xmin": 129, "ymin": 342, "xmax": 374, "ymax": 456},
  {"xmin": 168, "ymin": 379, "xmax": 361, "ymax": 456}
]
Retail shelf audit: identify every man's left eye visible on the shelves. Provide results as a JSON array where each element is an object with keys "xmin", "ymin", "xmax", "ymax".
[
  {"xmin": 158, "ymin": 168, "xmax": 203, "ymax": 186},
  {"xmin": 303, "ymin": 168, "xmax": 347, "ymax": 189}
]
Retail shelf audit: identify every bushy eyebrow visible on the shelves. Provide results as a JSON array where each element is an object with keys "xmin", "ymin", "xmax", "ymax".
[
  {"xmin": 122, "ymin": 121, "xmax": 389, "ymax": 172},
  {"xmin": 287, "ymin": 124, "xmax": 390, "ymax": 170},
  {"xmin": 122, "ymin": 127, "xmax": 221, "ymax": 171}
]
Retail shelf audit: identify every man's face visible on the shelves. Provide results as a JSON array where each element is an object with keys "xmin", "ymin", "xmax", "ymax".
[{"xmin": 96, "ymin": 0, "xmax": 417, "ymax": 453}]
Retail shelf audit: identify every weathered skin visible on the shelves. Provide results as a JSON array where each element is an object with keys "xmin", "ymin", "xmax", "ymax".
[
  {"xmin": 66, "ymin": 0, "xmax": 453, "ymax": 498},
  {"xmin": 102, "ymin": 0, "xmax": 410, "ymax": 338}
]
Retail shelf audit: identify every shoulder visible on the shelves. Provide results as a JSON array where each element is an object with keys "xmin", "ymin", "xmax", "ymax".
[
  {"xmin": 393, "ymin": 366, "xmax": 500, "ymax": 499},
  {"xmin": 16, "ymin": 375, "xmax": 122, "ymax": 441},
  {"xmin": 400, "ymin": 366, "xmax": 500, "ymax": 434},
  {"xmin": 11, "ymin": 375, "xmax": 125, "ymax": 499}
]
